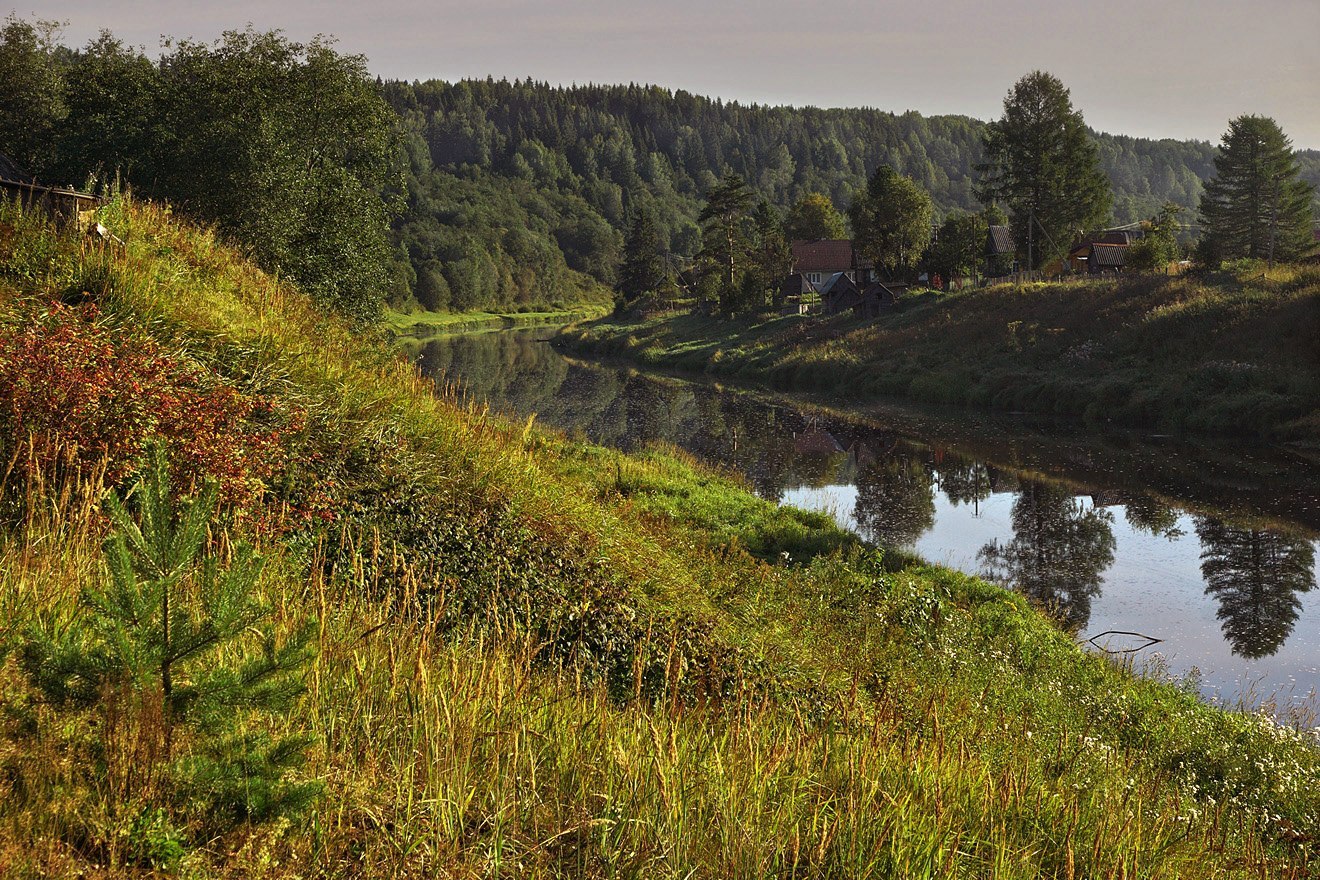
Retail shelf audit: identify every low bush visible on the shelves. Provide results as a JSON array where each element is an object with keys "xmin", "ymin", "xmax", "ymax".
[{"xmin": 0, "ymin": 297, "xmax": 299, "ymax": 517}]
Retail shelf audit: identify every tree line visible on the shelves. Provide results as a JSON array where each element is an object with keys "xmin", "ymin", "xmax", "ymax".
[
  {"xmin": 632, "ymin": 71, "xmax": 1317, "ymax": 317},
  {"xmin": 2, "ymin": 17, "xmax": 1316, "ymax": 320},
  {"xmin": 385, "ymin": 74, "xmax": 1318, "ymax": 315},
  {"xmin": 0, "ymin": 17, "xmax": 401, "ymax": 321}
]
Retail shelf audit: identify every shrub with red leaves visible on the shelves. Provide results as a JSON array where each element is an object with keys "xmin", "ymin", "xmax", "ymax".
[{"xmin": 0, "ymin": 300, "xmax": 299, "ymax": 514}]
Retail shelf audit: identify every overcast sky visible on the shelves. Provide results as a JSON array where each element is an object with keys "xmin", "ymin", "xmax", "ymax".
[{"xmin": 28, "ymin": 0, "xmax": 1320, "ymax": 149}]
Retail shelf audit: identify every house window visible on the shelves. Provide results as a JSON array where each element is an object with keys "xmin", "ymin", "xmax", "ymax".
[{"xmin": 808, "ymin": 273, "xmax": 820, "ymax": 283}]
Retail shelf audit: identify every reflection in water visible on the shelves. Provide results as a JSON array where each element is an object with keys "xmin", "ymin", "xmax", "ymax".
[
  {"xmin": 854, "ymin": 458, "xmax": 936, "ymax": 548},
  {"xmin": 977, "ymin": 481, "xmax": 1117, "ymax": 631},
  {"xmin": 1124, "ymin": 494, "xmax": 1185, "ymax": 540},
  {"xmin": 1196, "ymin": 517, "xmax": 1317, "ymax": 659},
  {"xmin": 935, "ymin": 457, "xmax": 992, "ymax": 510},
  {"xmin": 413, "ymin": 328, "xmax": 1320, "ymax": 700}
]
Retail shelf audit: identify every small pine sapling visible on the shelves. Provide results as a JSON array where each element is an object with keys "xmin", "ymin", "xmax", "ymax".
[{"xmin": 20, "ymin": 444, "xmax": 320, "ymax": 859}]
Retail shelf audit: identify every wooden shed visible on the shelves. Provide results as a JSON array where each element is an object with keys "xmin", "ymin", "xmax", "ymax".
[
  {"xmin": 1085, "ymin": 242, "xmax": 1128, "ymax": 274},
  {"xmin": 858, "ymin": 282, "xmax": 903, "ymax": 318},
  {"xmin": 819, "ymin": 272, "xmax": 863, "ymax": 315},
  {"xmin": 0, "ymin": 152, "xmax": 101, "ymax": 225}
]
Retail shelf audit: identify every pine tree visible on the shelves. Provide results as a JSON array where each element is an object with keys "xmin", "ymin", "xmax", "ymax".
[
  {"xmin": 20, "ymin": 446, "xmax": 319, "ymax": 857},
  {"xmin": 976, "ymin": 71, "xmax": 1112, "ymax": 270},
  {"xmin": 697, "ymin": 173, "xmax": 755, "ymax": 293},
  {"xmin": 1198, "ymin": 116, "xmax": 1315, "ymax": 266}
]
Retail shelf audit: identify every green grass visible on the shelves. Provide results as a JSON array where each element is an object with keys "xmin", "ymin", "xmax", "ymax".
[
  {"xmin": 562, "ymin": 271, "xmax": 1320, "ymax": 442},
  {"xmin": 1, "ymin": 199, "xmax": 1318, "ymax": 877}
]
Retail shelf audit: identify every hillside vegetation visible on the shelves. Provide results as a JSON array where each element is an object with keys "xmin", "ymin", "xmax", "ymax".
[
  {"xmin": 562, "ymin": 269, "xmax": 1320, "ymax": 442},
  {"xmin": 385, "ymin": 79, "xmax": 1320, "ymax": 307},
  {"xmin": 2, "ymin": 200, "xmax": 1319, "ymax": 877}
]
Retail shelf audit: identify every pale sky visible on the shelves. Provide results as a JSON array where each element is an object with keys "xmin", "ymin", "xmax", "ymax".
[{"xmin": 25, "ymin": 0, "xmax": 1320, "ymax": 149}]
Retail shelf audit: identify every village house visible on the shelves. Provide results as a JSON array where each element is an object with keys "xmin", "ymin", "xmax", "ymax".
[
  {"xmin": 791, "ymin": 239, "xmax": 878, "ymax": 287},
  {"xmin": 1067, "ymin": 230, "xmax": 1139, "ymax": 274},
  {"xmin": 779, "ymin": 237, "xmax": 908, "ymax": 319}
]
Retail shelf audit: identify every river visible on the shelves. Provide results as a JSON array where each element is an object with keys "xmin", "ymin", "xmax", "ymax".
[{"xmin": 410, "ymin": 327, "xmax": 1320, "ymax": 718}]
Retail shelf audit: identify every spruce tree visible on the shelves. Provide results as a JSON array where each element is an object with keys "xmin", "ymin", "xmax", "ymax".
[
  {"xmin": 1198, "ymin": 115, "xmax": 1315, "ymax": 266},
  {"xmin": 1196, "ymin": 516, "xmax": 1315, "ymax": 659},
  {"xmin": 20, "ymin": 446, "xmax": 318, "ymax": 857},
  {"xmin": 617, "ymin": 209, "xmax": 667, "ymax": 308},
  {"xmin": 976, "ymin": 71, "xmax": 1112, "ymax": 270},
  {"xmin": 750, "ymin": 200, "xmax": 792, "ymax": 310}
]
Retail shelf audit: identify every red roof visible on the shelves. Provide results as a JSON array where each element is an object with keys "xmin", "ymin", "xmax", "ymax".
[{"xmin": 792, "ymin": 239, "xmax": 857, "ymax": 272}]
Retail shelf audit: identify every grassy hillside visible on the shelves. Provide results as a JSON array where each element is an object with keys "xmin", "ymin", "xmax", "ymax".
[
  {"xmin": 2, "ymin": 199, "xmax": 1319, "ymax": 877},
  {"xmin": 561, "ymin": 270, "xmax": 1320, "ymax": 442}
]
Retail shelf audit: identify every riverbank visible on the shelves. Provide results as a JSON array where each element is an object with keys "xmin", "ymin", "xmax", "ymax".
[
  {"xmin": 560, "ymin": 269, "xmax": 1320, "ymax": 442},
  {"xmin": 3, "ymin": 199, "xmax": 1319, "ymax": 876},
  {"xmin": 419, "ymin": 330, "xmax": 1320, "ymax": 702},
  {"xmin": 385, "ymin": 304, "xmax": 609, "ymax": 341}
]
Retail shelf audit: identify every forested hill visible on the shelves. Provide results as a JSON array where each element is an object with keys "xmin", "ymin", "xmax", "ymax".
[{"xmin": 383, "ymin": 77, "xmax": 1320, "ymax": 310}]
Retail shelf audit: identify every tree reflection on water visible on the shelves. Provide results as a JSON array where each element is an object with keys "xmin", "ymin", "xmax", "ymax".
[
  {"xmin": 419, "ymin": 328, "xmax": 1320, "ymax": 668},
  {"xmin": 978, "ymin": 481, "xmax": 1117, "ymax": 631},
  {"xmin": 1195, "ymin": 517, "xmax": 1316, "ymax": 659},
  {"xmin": 853, "ymin": 458, "xmax": 936, "ymax": 548}
]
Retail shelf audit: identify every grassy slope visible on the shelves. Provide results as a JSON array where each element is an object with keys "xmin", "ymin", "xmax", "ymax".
[
  {"xmin": 562, "ymin": 272, "xmax": 1320, "ymax": 441},
  {"xmin": 1, "ymin": 202, "xmax": 1319, "ymax": 877}
]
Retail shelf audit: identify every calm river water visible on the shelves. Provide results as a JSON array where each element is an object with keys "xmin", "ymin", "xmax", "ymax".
[{"xmin": 412, "ymin": 328, "xmax": 1320, "ymax": 715}]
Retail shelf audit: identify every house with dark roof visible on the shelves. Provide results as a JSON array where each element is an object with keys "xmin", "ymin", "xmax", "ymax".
[
  {"xmin": 0, "ymin": 151, "xmax": 101, "ymax": 223},
  {"xmin": 819, "ymin": 272, "xmax": 864, "ymax": 315},
  {"xmin": 1083, "ymin": 242, "xmax": 1128, "ymax": 274},
  {"xmin": 1067, "ymin": 230, "xmax": 1141, "ymax": 273},
  {"xmin": 985, "ymin": 225, "xmax": 1017, "ymax": 275},
  {"xmin": 791, "ymin": 239, "xmax": 877, "ymax": 287}
]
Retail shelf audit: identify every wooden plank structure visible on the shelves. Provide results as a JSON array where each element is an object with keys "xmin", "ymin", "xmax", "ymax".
[
  {"xmin": 819, "ymin": 272, "xmax": 862, "ymax": 314},
  {"xmin": 859, "ymin": 281, "xmax": 902, "ymax": 318},
  {"xmin": 0, "ymin": 152, "xmax": 101, "ymax": 225}
]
